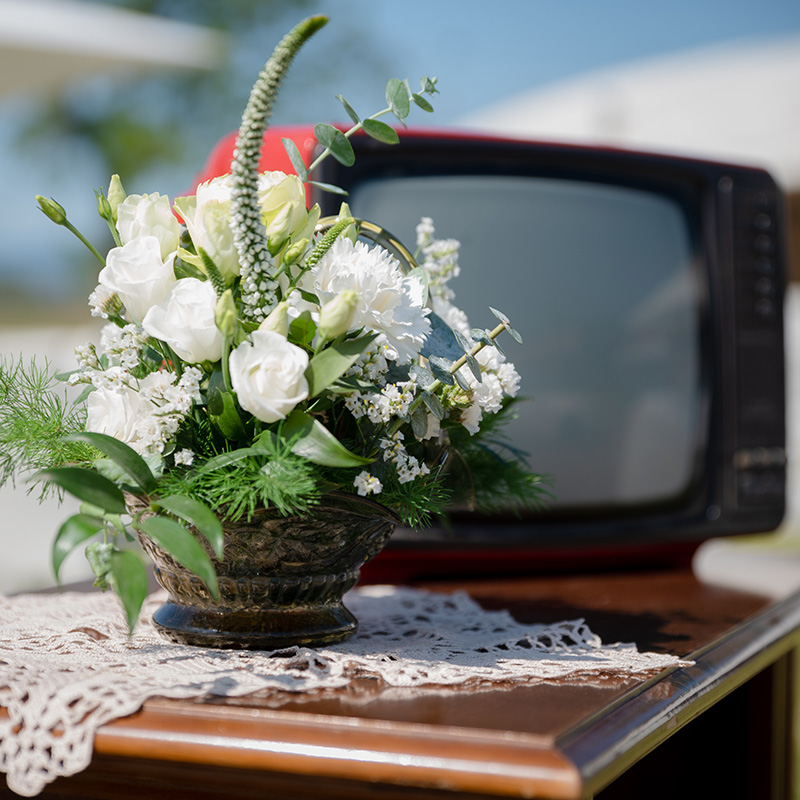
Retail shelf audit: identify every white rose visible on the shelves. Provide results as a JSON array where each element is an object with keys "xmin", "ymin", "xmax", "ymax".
[
  {"xmin": 116, "ymin": 192, "xmax": 180, "ymax": 260},
  {"xmin": 174, "ymin": 176, "xmax": 240, "ymax": 281},
  {"xmin": 230, "ymin": 330, "xmax": 309, "ymax": 423},
  {"xmin": 142, "ymin": 278, "xmax": 224, "ymax": 364},
  {"xmin": 99, "ymin": 236, "xmax": 176, "ymax": 324},
  {"xmin": 86, "ymin": 384, "xmax": 144, "ymax": 446}
]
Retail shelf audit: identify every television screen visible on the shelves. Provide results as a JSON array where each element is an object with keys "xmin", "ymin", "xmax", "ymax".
[{"xmin": 343, "ymin": 174, "xmax": 700, "ymax": 511}]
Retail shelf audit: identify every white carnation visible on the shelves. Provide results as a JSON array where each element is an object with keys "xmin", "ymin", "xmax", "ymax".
[{"xmin": 306, "ymin": 238, "xmax": 431, "ymax": 365}]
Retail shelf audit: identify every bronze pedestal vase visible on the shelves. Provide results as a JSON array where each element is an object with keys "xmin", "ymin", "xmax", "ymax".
[{"xmin": 136, "ymin": 493, "xmax": 399, "ymax": 650}]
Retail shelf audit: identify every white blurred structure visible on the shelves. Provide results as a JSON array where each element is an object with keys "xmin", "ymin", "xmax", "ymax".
[
  {"xmin": 461, "ymin": 34, "xmax": 800, "ymax": 192},
  {"xmin": 0, "ymin": 0, "xmax": 225, "ymax": 98}
]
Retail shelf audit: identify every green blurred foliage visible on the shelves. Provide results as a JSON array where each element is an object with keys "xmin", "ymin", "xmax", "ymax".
[{"xmin": 18, "ymin": 0, "xmax": 388, "ymax": 185}]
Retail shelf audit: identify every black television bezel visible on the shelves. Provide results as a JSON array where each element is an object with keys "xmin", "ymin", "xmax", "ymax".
[{"xmin": 309, "ymin": 132, "xmax": 786, "ymax": 573}]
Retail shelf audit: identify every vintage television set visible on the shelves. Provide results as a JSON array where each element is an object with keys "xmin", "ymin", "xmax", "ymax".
[{"xmin": 197, "ymin": 126, "xmax": 787, "ymax": 576}]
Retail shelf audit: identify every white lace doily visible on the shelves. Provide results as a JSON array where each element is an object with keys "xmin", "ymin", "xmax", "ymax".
[{"xmin": 0, "ymin": 586, "xmax": 689, "ymax": 796}]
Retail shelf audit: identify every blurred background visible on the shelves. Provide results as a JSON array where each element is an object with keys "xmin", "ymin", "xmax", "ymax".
[{"xmin": 1, "ymin": 0, "xmax": 800, "ymax": 592}]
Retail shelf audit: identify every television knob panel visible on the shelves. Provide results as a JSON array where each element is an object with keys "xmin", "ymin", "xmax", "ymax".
[{"xmin": 729, "ymin": 179, "xmax": 786, "ymax": 512}]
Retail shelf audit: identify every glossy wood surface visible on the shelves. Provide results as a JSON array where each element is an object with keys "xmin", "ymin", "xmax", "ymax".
[{"xmin": 3, "ymin": 567, "xmax": 799, "ymax": 799}]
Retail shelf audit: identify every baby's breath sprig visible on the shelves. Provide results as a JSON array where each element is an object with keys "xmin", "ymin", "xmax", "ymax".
[{"xmin": 230, "ymin": 15, "xmax": 328, "ymax": 322}]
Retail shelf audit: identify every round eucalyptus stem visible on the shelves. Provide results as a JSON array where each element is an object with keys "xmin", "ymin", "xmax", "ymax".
[{"xmin": 387, "ymin": 322, "xmax": 507, "ymax": 437}]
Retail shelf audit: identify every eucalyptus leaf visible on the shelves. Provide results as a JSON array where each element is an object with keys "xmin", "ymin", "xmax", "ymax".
[
  {"xmin": 465, "ymin": 352, "xmax": 483, "ymax": 383},
  {"xmin": 490, "ymin": 306, "xmax": 510, "ymax": 325},
  {"xmin": 429, "ymin": 355, "xmax": 455, "ymax": 386},
  {"xmin": 410, "ymin": 404, "xmax": 429, "ymax": 438},
  {"xmin": 52, "ymin": 513, "xmax": 104, "ymax": 581},
  {"xmin": 63, "ymin": 431, "xmax": 157, "ymax": 494},
  {"xmin": 282, "ymin": 137, "xmax": 309, "ymax": 181},
  {"xmin": 420, "ymin": 312, "xmax": 463, "ymax": 362},
  {"xmin": 506, "ymin": 326, "xmax": 524, "ymax": 344},
  {"xmin": 409, "ymin": 363, "xmax": 436, "ymax": 390},
  {"xmin": 362, "ymin": 119, "xmax": 399, "ymax": 145},
  {"xmin": 454, "ymin": 370, "xmax": 470, "ymax": 391},
  {"xmin": 282, "ymin": 410, "xmax": 373, "ymax": 468},
  {"xmin": 35, "ymin": 467, "xmax": 127, "ymax": 514},
  {"xmin": 110, "ymin": 549, "xmax": 149, "ymax": 635},
  {"xmin": 314, "ymin": 123, "xmax": 355, "ymax": 166},
  {"xmin": 335, "ymin": 94, "xmax": 360, "ymax": 123},
  {"xmin": 385, "ymin": 78, "xmax": 410, "ymax": 120},
  {"xmin": 453, "ymin": 329, "xmax": 473, "ymax": 355},
  {"xmin": 420, "ymin": 390, "xmax": 445, "ymax": 420},
  {"xmin": 412, "ymin": 93, "xmax": 434, "ymax": 112},
  {"xmin": 471, "ymin": 328, "xmax": 494, "ymax": 347},
  {"xmin": 137, "ymin": 516, "xmax": 220, "ymax": 601},
  {"xmin": 155, "ymin": 495, "xmax": 225, "ymax": 559},
  {"xmin": 308, "ymin": 180, "xmax": 349, "ymax": 196},
  {"xmin": 305, "ymin": 333, "xmax": 377, "ymax": 397}
]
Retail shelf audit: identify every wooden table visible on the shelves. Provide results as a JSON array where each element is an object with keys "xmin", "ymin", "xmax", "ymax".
[{"xmin": 3, "ymin": 567, "xmax": 799, "ymax": 800}]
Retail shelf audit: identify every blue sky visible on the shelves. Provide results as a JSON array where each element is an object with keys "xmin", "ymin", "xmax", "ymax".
[{"xmin": 2, "ymin": 0, "xmax": 800, "ymax": 303}]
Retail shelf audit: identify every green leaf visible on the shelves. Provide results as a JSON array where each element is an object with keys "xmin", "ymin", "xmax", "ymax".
[
  {"xmin": 465, "ymin": 353, "xmax": 482, "ymax": 383},
  {"xmin": 409, "ymin": 363, "xmax": 436, "ymax": 390},
  {"xmin": 63, "ymin": 431, "xmax": 157, "ymax": 494},
  {"xmin": 385, "ymin": 78, "xmax": 410, "ymax": 120},
  {"xmin": 35, "ymin": 467, "xmax": 127, "ymax": 514},
  {"xmin": 137, "ymin": 516, "xmax": 220, "ymax": 601},
  {"xmin": 314, "ymin": 123, "xmax": 355, "ymax": 167},
  {"xmin": 305, "ymin": 333, "xmax": 377, "ymax": 397},
  {"xmin": 289, "ymin": 310, "xmax": 317, "ymax": 348},
  {"xmin": 52, "ymin": 513, "xmax": 105, "ymax": 581},
  {"xmin": 327, "ymin": 375, "xmax": 380, "ymax": 394},
  {"xmin": 362, "ymin": 119, "xmax": 399, "ymax": 145},
  {"xmin": 282, "ymin": 410, "xmax": 373, "ymax": 468},
  {"xmin": 429, "ymin": 355, "xmax": 455, "ymax": 386},
  {"xmin": 197, "ymin": 443, "xmax": 269, "ymax": 474},
  {"xmin": 411, "ymin": 93, "xmax": 434, "ymax": 112},
  {"xmin": 295, "ymin": 287, "xmax": 320, "ymax": 305},
  {"xmin": 109, "ymin": 549, "xmax": 149, "ymax": 635},
  {"xmin": 154, "ymin": 495, "xmax": 225, "ymax": 559},
  {"xmin": 308, "ymin": 180, "xmax": 349, "ymax": 196},
  {"xmin": 489, "ymin": 306, "xmax": 509, "ymax": 325},
  {"xmin": 335, "ymin": 94, "xmax": 360, "ymax": 123},
  {"xmin": 454, "ymin": 369, "xmax": 470, "ymax": 391},
  {"xmin": 282, "ymin": 137, "xmax": 309, "ymax": 181},
  {"xmin": 420, "ymin": 390, "xmax": 445, "ymax": 420},
  {"xmin": 453, "ymin": 329, "xmax": 472, "ymax": 354},
  {"xmin": 410, "ymin": 404, "xmax": 429, "ymax": 438},
  {"xmin": 471, "ymin": 328, "xmax": 494, "ymax": 347},
  {"xmin": 208, "ymin": 385, "xmax": 246, "ymax": 441}
]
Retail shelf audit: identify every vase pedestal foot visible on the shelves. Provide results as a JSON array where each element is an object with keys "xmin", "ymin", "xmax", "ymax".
[{"xmin": 151, "ymin": 600, "xmax": 358, "ymax": 650}]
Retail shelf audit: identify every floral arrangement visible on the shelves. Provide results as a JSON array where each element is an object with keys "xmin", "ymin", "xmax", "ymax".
[{"xmin": 0, "ymin": 17, "xmax": 547, "ymax": 630}]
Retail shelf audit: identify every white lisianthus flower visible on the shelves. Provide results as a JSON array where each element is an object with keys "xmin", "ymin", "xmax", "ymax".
[
  {"xmin": 142, "ymin": 278, "xmax": 224, "ymax": 364},
  {"xmin": 258, "ymin": 171, "xmax": 318, "ymax": 246},
  {"xmin": 229, "ymin": 330, "xmax": 309, "ymax": 423},
  {"xmin": 306, "ymin": 238, "xmax": 431, "ymax": 364},
  {"xmin": 174, "ymin": 176, "xmax": 240, "ymax": 281},
  {"xmin": 86, "ymin": 384, "xmax": 145, "ymax": 445},
  {"xmin": 116, "ymin": 192, "xmax": 180, "ymax": 260},
  {"xmin": 99, "ymin": 236, "xmax": 176, "ymax": 324}
]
